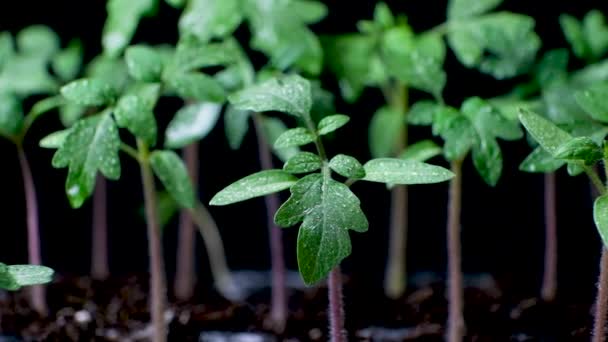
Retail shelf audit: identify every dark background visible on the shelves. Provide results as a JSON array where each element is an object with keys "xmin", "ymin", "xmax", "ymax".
[{"xmin": 0, "ymin": 0, "xmax": 607, "ymax": 301}]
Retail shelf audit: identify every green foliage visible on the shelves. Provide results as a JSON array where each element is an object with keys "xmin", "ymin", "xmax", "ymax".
[
  {"xmin": 284, "ymin": 152, "xmax": 323, "ymax": 174},
  {"xmin": 210, "ymin": 170, "xmax": 298, "ymax": 206},
  {"xmin": 574, "ymin": 82, "xmax": 608, "ymax": 122},
  {"xmin": 317, "ymin": 115, "xmax": 350, "ymax": 135},
  {"xmin": 398, "ymin": 140, "xmax": 442, "ymax": 162},
  {"xmin": 369, "ymin": 107, "xmax": 402, "ymax": 158},
  {"xmin": 0, "ymin": 263, "xmax": 54, "ymax": 291},
  {"xmin": 594, "ymin": 195, "xmax": 608, "ymax": 248},
  {"xmin": 274, "ymin": 173, "xmax": 368, "ymax": 284},
  {"xmin": 52, "ymin": 114, "xmax": 121, "ymax": 208},
  {"xmin": 224, "ymin": 106, "xmax": 250, "ymax": 150},
  {"xmin": 228, "ymin": 74, "xmax": 312, "ymax": 117},
  {"xmin": 149, "ymin": 151, "xmax": 195, "ymax": 209},
  {"xmin": 125, "ymin": 45, "xmax": 164, "ymax": 82},
  {"xmin": 362, "ymin": 158, "xmax": 454, "ymax": 185},
  {"xmin": 165, "ymin": 102, "xmax": 222, "ymax": 149},
  {"xmin": 518, "ymin": 109, "xmax": 573, "ymax": 157},
  {"xmin": 560, "ymin": 10, "xmax": 608, "ymax": 62},
  {"xmin": 178, "ymin": 0, "xmax": 243, "ymax": 43},
  {"xmin": 102, "ymin": 0, "xmax": 158, "ymax": 57},
  {"xmin": 115, "ymin": 94, "xmax": 158, "ymax": 146},
  {"xmin": 329, "ymin": 154, "xmax": 365, "ymax": 179},
  {"xmin": 61, "ymin": 79, "xmax": 117, "ymax": 106},
  {"xmin": 274, "ymin": 128, "xmax": 316, "ymax": 149},
  {"xmin": 554, "ymin": 136, "xmax": 602, "ymax": 165}
]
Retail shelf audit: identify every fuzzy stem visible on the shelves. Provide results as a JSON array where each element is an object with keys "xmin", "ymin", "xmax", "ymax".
[
  {"xmin": 593, "ymin": 249, "xmax": 608, "ymax": 342},
  {"xmin": 591, "ymin": 163, "xmax": 608, "ymax": 342},
  {"xmin": 541, "ymin": 172, "xmax": 557, "ymax": 301},
  {"xmin": 383, "ymin": 82, "xmax": 409, "ymax": 299},
  {"xmin": 137, "ymin": 140, "xmax": 167, "ymax": 342},
  {"xmin": 447, "ymin": 159, "xmax": 464, "ymax": 342},
  {"xmin": 189, "ymin": 203, "xmax": 237, "ymax": 299},
  {"xmin": 91, "ymin": 176, "xmax": 109, "ymax": 280},
  {"xmin": 17, "ymin": 148, "xmax": 46, "ymax": 316},
  {"xmin": 174, "ymin": 143, "xmax": 199, "ymax": 301},
  {"xmin": 253, "ymin": 113, "xmax": 287, "ymax": 332},
  {"xmin": 328, "ymin": 267, "xmax": 346, "ymax": 342}
]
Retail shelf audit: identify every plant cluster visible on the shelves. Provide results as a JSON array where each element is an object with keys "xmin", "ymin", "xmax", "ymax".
[{"xmin": 1, "ymin": 0, "xmax": 608, "ymax": 341}]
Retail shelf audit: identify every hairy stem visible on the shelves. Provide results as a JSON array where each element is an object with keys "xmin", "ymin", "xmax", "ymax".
[
  {"xmin": 447, "ymin": 159, "xmax": 464, "ymax": 342},
  {"xmin": 594, "ymin": 249, "xmax": 608, "ymax": 342},
  {"xmin": 591, "ymin": 164, "xmax": 608, "ymax": 342},
  {"xmin": 91, "ymin": 176, "xmax": 109, "ymax": 281},
  {"xmin": 174, "ymin": 143, "xmax": 199, "ymax": 301},
  {"xmin": 328, "ymin": 267, "xmax": 346, "ymax": 342},
  {"xmin": 253, "ymin": 113, "xmax": 287, "ymax": 332},
  {"xmin": 17, "ymin": 147, "xmax": 46, "ymax": 316},
  {"xmin": 189, "ymin": 203, "xmax": 238, "ymax": 300},
  {"xmin": 137, "ymin": 140, "xmax": 167, "ymax": 342},
  {"xmin": 541, "ymin": 172, "xmax": 557, "ymax": 301},
  {"xmin": 384, "ymin": 82, "xmax": 409, "ymax": 299}
]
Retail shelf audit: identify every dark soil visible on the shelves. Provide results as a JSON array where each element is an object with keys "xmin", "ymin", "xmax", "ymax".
[{"xmin": 0, "ymin": 273, "xmax": 594, "ymax": 341}]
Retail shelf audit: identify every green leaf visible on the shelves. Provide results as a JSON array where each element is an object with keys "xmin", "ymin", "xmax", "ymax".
[
  {"xmin": 0, "ymin": 54, "xmax": 58, "ymax": 96},
  {"xmin": 574, "ymin": 82, "xmax": 608, "ymax": 122},
  {"xmin": 171, "ymin": 38, "xmax": 238, "ymax": 74},
  {"xmin": 114, "ymin": 94, "xmax": 157, "ymax": 146},
  {"xmin": 383, "ymin": 29, "xmax": 446, "ymax": 97},
  {"xmin": 407, "ymin": 101, "xmax": 440, "ymax": 126},
  {"xmin": 398, "ymin": 140, "xmax": 442, "ymax": 162},
  {"xmin": 224, "ymin": 106, "xmax": 250, "ymax": 150},
  {"xmin": 7, "ymin": 265, "xmax": 54, "ymax": 287},
  {"xmin": 554, "ymin": 136, "xmax": 602, "ymax": 165},
  {"xmin": 228, "ymin": 75, "xmax": 312, "ymax": 117},
  {"xmin": 519, "ymin": 147, "xmax": 565, "ymax": 173},
  {"xmin": 102, "ymin": 0, "xmax": 158, "ymax": 57},
  {"xmin": 165, "ymin": 0, "xmax": 186, "ymax": 8},
  {"xmin": 210, "ymin": 170, "xmax": 297, "ymax": 206},
  {"xmin": 179, "ymin": 0, "xmax": 242, "ymax": 42},
  {"xmin": 0, "ymin": 32, "xmax": 14, "ymax": 70},
  {"xmin": 447, "ymin": 0, "xmax": 502, "ymax": 19},
  {"xmin": 166, "ymin": 72, "xmax": 226, "ymax": 102},
  {"xmin": 157, "ymin": 191, "xmax": 180, "ymax": 229},
  {"xmin": 518, "ymin": 109, "xmax": 574, "ymax": 157},
  {"xmin": 260, "ymin": 116, "xmax": 299, "ymax": 162},
  {"xmin": 329, "ymin": 154, "xmax": 365, "ymax": 179},
  {"xmin": 0, "ymin": 92, "xmax": 23, "ymax": 137},
  {"xmin": 448, "ymin": 12, "xmax": 540, "ymax": 79},
  {"xmin": 284, "ymin": 152, "xmax": 322, "ymax": 174},
  {"xmin": 461, "ymin": 97, "xmax": 523, "ymax": 141},
  {"xmin": 59, "ymin": 103, "xmax": 86, "ymax": 127},
  {"xmin": 583, "ymin": 10, "xmax": 608, "ymax": 60},
  {"xmin": 86, "ymin": 56, "xmax": 129, "ymax": 92},
  {"xmin": 321, "ymin": 34, "xmax": 374, "ymax": 102},
  {"xmin": 274, "ymin": 128, "xmax": 316, "ymax": 149},
  {"xmin": 362, "ymin": 158, "xmax": 454, "ymax": 185},
  {"xmin": 39, "ymin": 129, "xmax": 71, "ymax": 149},
  {"xmin": 317, "ymin": 114, "xmax": 349, "ymax": 135},
  {"xmin": 432, "ymin": 107, "xmax": 476, "ymax": 161},
  {"xmin": 150, "ymin": 150, "xmax": 195, "ymax": 209},
  {"xmin": 292, "ymin": 0, "xmax": 328, "ymax": 24},
  {"xmin": 567, "ymin": 162, "xmax": 586, "ymax": 176},
  {"xmin": 165, "ymin": 102, "xmax": 222, "ymax": 149},
  {"xmin": 472, "ymin": 137, "xmax": 502, "ymax": 186},
  {"xmin": 369, "ymin": 107, "xmax": 402, "ymax": 158},
  {"xmin": 274, "ymin": 173, "xmax": 368, "ymax": 284},
  {"xmin": 52, "ymin": 40, "xmax": 83, "ymax": 82},
  {"xmin": 0, "ymin": 264, "xmax": 54, "ymax": 290},
  {"xmin": 595, "ymin": 194, "xmax": 608, "ymax": 248},
  {"xmin": 534, "ymin": 49, "xmax": 569, "ymax": 87},
  {"xmin": 560, "ymin": 14, "xmax": 588, "ymax": 60},
  {"xmin": 16, "ymin": 25, "xmax": 59, "ymax": 59},
  {"xmin": 125, "ymin": 45, "xmax": 163, "ymax": 82},
  {"xmin": 245, "ymin": 0, "xmax": 323, "ymax": 75},
  {"xmin": 52, "ymin": 114, "xmax": 121, "ymax": 208},
  {"xmin": 61, "ymin": 78, "xmax": 117, "ymax": 106}
]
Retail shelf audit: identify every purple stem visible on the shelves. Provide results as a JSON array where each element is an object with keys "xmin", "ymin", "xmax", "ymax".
[
  {"xmin": 253, "ymin": 113, "xmax": 287, "ymax": 332},
  {"xmin": 17, "ymin": 147, "xmax": 46, "ymax": 316},
  {"xmin": 328, "ymin": 267, "xmax": 346, "ymax": 342},
  {"xmin": 138, "ymin": 140, "xmax": 167, "ymax": 342},
  {"xmin": 91, "ymin": 176, "xmax": 109, "ymax": 281},
  {"xmin": 447, "ymin": 159, "xmax": 464, "ymax": 342},
  {"xmin": 541, "ymin": 172, "xmax": 557, "ymax": 301},
  {"xmin": 593, "ymin": 248, "xmax": 608, "ymax": 342},
  {"xmin": 174, "ymin": 143, "xmax": 199, "ymax": 301}
]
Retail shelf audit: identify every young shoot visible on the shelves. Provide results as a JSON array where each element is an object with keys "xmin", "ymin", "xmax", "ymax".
[{"xmin": 210, "ymin": 74, "xmax": 454, "ymax": 341}]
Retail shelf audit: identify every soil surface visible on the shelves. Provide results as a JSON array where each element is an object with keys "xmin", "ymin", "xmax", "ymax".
[{"xmin": 0, "ymin": 272, "xmax": 594, "ymax": 341}]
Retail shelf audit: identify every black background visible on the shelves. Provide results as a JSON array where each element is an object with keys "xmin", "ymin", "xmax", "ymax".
[{"xmin": 0, "ymin": 0, "xmax": 607, "ymax": 301}]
